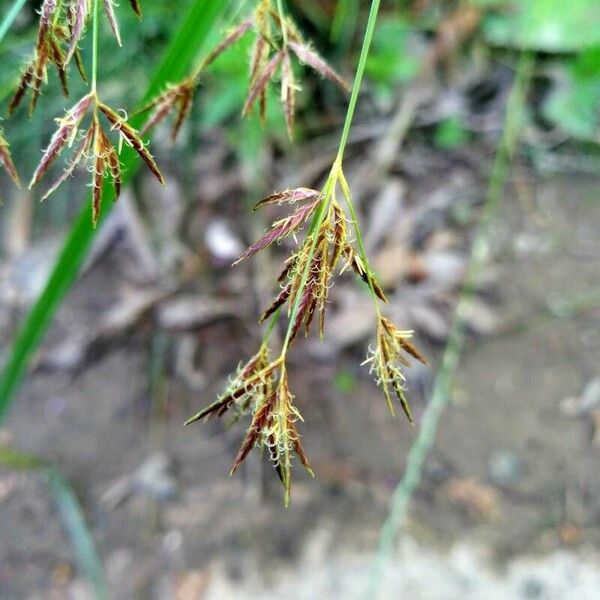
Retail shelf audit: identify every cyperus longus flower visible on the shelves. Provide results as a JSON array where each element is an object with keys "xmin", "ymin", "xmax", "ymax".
[
  {"xmin": 185, "ymin": 160, "xmax": 425, "ymax": 504},
  {"xmin": 141, "ymin": 0, "xmax": 348, "ymax": 142},
  {"xmin": 29, "ymin": 93, "xmax": 164, "ymax": 226},
  {"xmin": 185, "ymin": 346, "xmax": 313, "ymax": 504}
]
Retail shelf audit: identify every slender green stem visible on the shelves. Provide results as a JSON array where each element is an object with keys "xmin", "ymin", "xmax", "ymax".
[
  {"xmin": 336, "ymin": 0, "xmax": 381, "ymax": 163},
  {"xmin": 280, "ymin": 0, "xmax": 382, "ymax": 356},
  {"xmin": 365, "ymin": 52, "xmax": 534, "ymax": 598},
  {"xmin": 0, "ymin": 0, "xmax": 28, "ymax": 44},
  {"xmin": 90, "ymin": 0, "xmax": 100, "ymax": 94}
]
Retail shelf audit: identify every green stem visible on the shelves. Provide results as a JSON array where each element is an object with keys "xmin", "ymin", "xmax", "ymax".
[
  {"xmin": 90, "ymin": 0, "xmax": 99, "ymax": 94},
  {"xmin": 336, "ymin": 0, "xmax": 380, "ymax": 163},
  {"xmin": 279, "ymin": 0, "xmax": 382, "ymax": 355}
]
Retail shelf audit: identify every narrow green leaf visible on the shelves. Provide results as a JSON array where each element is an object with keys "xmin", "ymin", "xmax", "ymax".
[{"xmin": 0, "ymin": 0, "xmax": 229, "ymax": 422}]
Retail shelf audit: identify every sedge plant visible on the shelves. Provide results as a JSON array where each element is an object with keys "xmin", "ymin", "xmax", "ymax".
[
  {"xmin": 1, "ymin": 0, "xmax": 426, "ymax": 506},
  {"xmin": 185, "ymin": 0, "xmax": 427, "ymax": 506}
]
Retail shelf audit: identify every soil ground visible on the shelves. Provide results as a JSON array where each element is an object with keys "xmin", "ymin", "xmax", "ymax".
[{"xmin": 1, "ymin": 173, "xmax": 599, "ymax": 599}]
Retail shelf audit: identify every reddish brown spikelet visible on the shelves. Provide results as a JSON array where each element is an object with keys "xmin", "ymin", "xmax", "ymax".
[
  {"xmin": 260, "ymin": 283, "xmax": 291, "ymax": 322},
  {"xmin": 288, "ymin": 41, "xmax": 350, "ymax": 93},
  {"xmin": 29, "ymin": 93, "xmax": 93, "ymax": 188},
  {"xmin": 0, "ymin": 130, "xmax": 21, "ymax": 187},
  {"xmin": 140, "ymin": 81, "xmax": 196, "ymax": 140},
  {"xmin": 7, "ymin": 66, "xmax": 34, "ymax": 116},
  {"xmin": 329, "ymin": 202, "xmax": 346, "ymax": 269},
  {"xmin": 40, "ymin": 126, "xmax": 93, "ymax": 201},
  {"xmin": 230, "ymin": 398, "xmax": 273, "ymax": 475},
  {"xmin": 106, "ymin": 144, "xmax": 122, "ymax": 198},
  {"xmin": 253, "ymin": 187, "xmax": 320, "ymax": 211},
  {"xmin": 343, "ymin": 245, "xmax": 388, "ymax": 302},
  {"xmin": 169, "ymin": 85, "xmax": 194, "ymax": 141},
  {"xmin": 91, "ymin": 117, "xmax": 108, "ymax": 226},
  {"xmin": 129, "ymin": 0, "xmax": 142, "ymax": 18},
  {"xmin": 242, "ymin": 51, "xmax": 284, "ymax": 117},
  {"xmin": 103, "ymin": 0, "xmax": 122, "ymax": 46},
  {"xmin": 281, "ymin": 52, "xmax": 296, "ymax": 140},
  {"xmin": 233, "ymin": 198, "xmax": 320, "ymax": 264},
  {"xmin": 201, "ymin": 19, "xmax": 253, "ymax": 70},
  {"xmin": 65, "ymin": 0, "xmax": 91, "ymax": 66},
  {"xmin": 99, "ymin": 103, "xmax": 166, "ymax": 186}
]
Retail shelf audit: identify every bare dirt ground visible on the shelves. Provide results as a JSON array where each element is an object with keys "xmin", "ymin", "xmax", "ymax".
[{"xmin": 1, "ymin": 171, "xmax": 599, "ymax": 599}]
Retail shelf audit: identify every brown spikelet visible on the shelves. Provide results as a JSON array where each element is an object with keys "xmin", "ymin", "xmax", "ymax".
[
  {"xmin": 98, "ymin": 103, "xmax": 165, "ymax": 186},
  {"xmin": 253, "ymin": 187, "xmax": 320, "ymax": 211},
  {"xmin": 139, "ymin": 81, "xmax": 195, "ymax": 141},
  {"xmin": 40, "ymin": 126, "xmax": 93, "ymax": 201},
  {"xmin": 288, "ymin": 41, "xmax": 350, "ymax": 93},
  {"xmin": 7, "ymin": 66, "xmax": 34, "ymax": 115},
  {"xmin": 230, "ymin": 398, "xmax": 273, "ymax": 475},
  {"xmin": 0, "ymin": 130, "xmax": 21, "ymax": 187},
  {"xmin": 48, "ymin": 38, "xmax": 69, "ymax": 96},
  {"xmin": 29, "ymin": 93, "xmax": 93, "ymax": 189},
  {"xmin": 234, "ymin": 198, "xmax": 320, "ymax": 265},
  {"xmin": 200, "ymin": 19, "xmax": 253, "ymax": 70},
  {"xmin": 260, "ymin": 284, "xmax": 291, "ymax": 322},
  {"xmin": 91, "ymin": 118, "xmax": 107, "ymax": 226},
  {"xmin": 343, "ymin": 245, "xmax": 388, "ymax": 302},
  {"xmin": 106, "ymin": 144, "xmax": 122, "ymax": 198},
  {"xmin": 65, "ymin": 0, "xmax": 91, "ymax": 67},
  {"xmin": 129, "ymin": 0, "xmax": 142, "ymax": 18},
  {"xmin": 170, "ymin": 86, "xmax": 194, "ymax": 141},
  {"xmin": 329, "ymin": 202, "xmax": 346, "ymax": 270},
  {"xmin": 103, "ymin": 0, "xmax": 122, "ymax": 46},
  {"xmin": 281, "ymin": 52, "xmax": 296, "ymax": 141},
  {"xmin": 242, "ymin": 51, "xmax": 284, "ymax": 117}
]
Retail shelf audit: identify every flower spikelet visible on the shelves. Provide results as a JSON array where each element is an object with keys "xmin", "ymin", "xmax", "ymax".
[{"xmin": 362, "ymin": 317, "xmax": 428, "ymax": 421}]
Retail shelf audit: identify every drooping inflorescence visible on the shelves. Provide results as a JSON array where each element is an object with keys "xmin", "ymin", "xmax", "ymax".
[
  {"xmin": 187, "ymin": 158, "xmax": 427, "ymax": 504},
  {"xmin": 28, "ymin": 93, "xmax": 164, "ymax": 225},
  {"xmin": 140, "ymin": 0, "xmax": 349, "ymax": 142}
]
